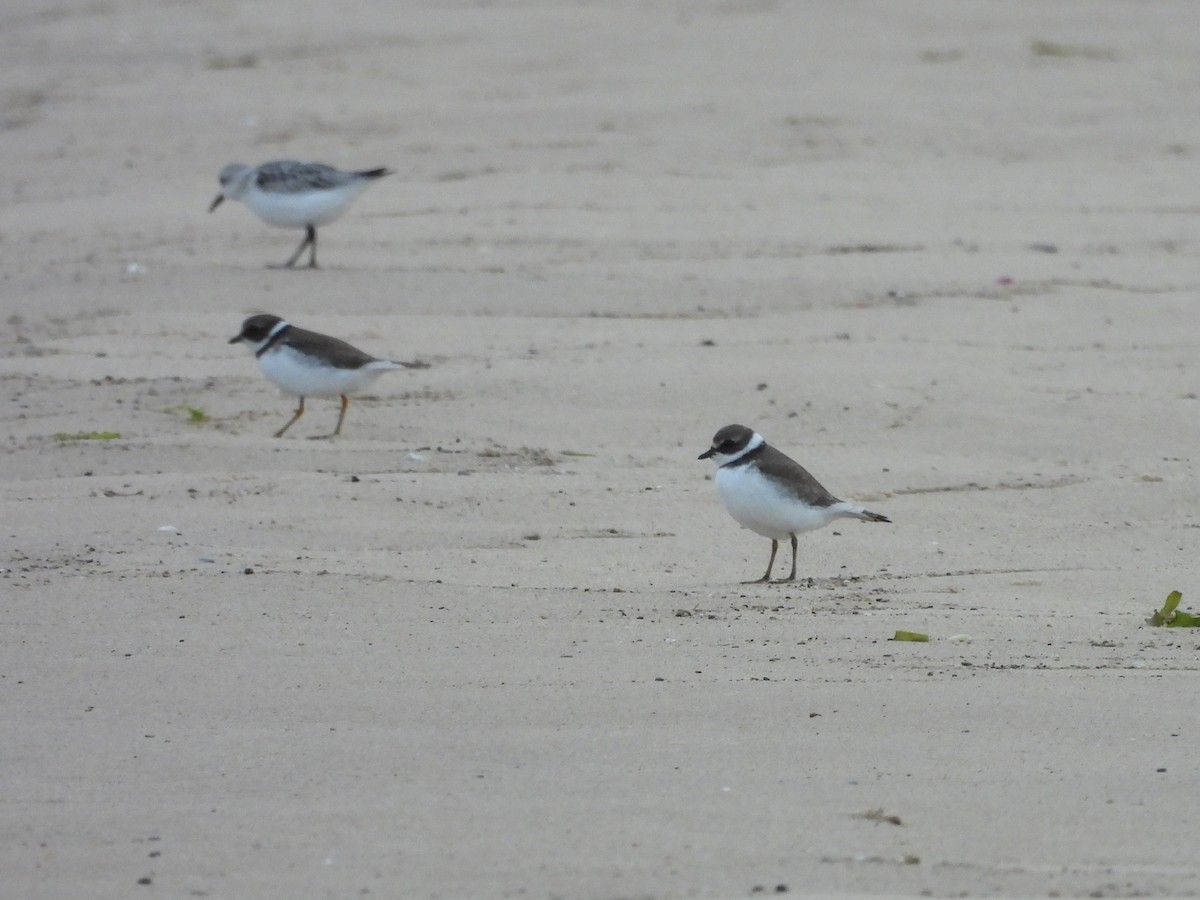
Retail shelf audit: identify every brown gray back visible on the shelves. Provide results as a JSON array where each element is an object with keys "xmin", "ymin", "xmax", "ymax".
[
  {"xmin": 733, "ymin": 441, "xmax": 842, "ymax": 508},
  {"xmin": 283, "ymin": 327, "xmax": 379, "ymax": 369}
]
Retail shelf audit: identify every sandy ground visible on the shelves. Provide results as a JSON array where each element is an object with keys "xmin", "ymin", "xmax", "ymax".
[{"xmin": 4, "ymin": 1, "xmax": 1200, "ymax": 897}]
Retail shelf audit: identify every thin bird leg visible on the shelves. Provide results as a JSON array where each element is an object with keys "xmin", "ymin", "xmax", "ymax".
[
  {"xmin": 279, "ymin": 225, "xmax": 317, "ymax": 269},
  {"xmin": 776, "ymin": 533, "xmax": 799, "ymax": 583},
  {"xmin": 306, "ymin": 225, "xmax": 318, "ymax": 269},
  {"xmin": 332, "ymin": 394, "xmax": 350, "ymax": 436},
  {"xmin": 743, "ymin": 539, "xmax": 778, "ymax": 584},
  {"xmin": 274, "ymin": 397, "xmax": 305, "ymax": 438}
]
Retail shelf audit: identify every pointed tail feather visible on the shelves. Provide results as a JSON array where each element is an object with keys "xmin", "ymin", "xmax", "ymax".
[{"xmin": 831, "ymin": 502, "xmax": 891, "ymax": 523}]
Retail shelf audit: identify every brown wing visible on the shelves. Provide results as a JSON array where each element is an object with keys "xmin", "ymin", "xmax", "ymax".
[
  {"xmin": 284, "ymin": 327, "xmax": 378, "ymax": 369},
  {"xmin": 751, "ymin": 443, "xmax": 842, "ymax": 508}
]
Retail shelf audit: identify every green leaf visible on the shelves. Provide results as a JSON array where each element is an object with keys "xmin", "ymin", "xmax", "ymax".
[
  {"xmin": 53, "ymin": 431, "xmax": 121, "ymax": 442},
  {"xmin": 892, "ymin": 630, "xmax": 929, "ymax": 642},
  {"xmin": 1151, "ymin": 590, "xmax": 1183, "ymax": 625},
  {"xmin": 1151, "ymin": 591, "xmax": 1200, "ymax": 627}
]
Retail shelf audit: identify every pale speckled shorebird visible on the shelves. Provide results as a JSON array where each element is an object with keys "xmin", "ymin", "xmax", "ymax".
[
  {"xmin": 229, "ymin": 314, "xmax": 426, "ymax": 438},
  {"xmin": 698, "ymin": 424, "xmax": 891, "ymax": 582},
  {"xmin": 209, "ymin": 161, "xmax": 391, "ymax": 269}
]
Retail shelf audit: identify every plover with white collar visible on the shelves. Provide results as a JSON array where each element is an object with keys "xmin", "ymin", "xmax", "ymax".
[
  {"xmin": 209, "ymin": 161, "xmax": 391, "ymax": 269},
  {"xmin": 229, "ymin": 314, "xmax": 424, "ymax": 438},
  {"xmin": 698, "ymin": 424, "xmax": 890, "ymax": 583}
]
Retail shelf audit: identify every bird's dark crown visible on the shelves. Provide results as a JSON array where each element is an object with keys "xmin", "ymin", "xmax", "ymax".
[
  {"xmin": 231, "ymin": 313, "xmax": 285, "ymax": 344},
  {"xmin": 709, "ymin": 424, "xmax": 755, "ymax": 454}
]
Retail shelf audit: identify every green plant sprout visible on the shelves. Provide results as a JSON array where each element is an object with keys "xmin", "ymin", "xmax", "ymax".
[
  {"xmin": 1150, "ymin": 591, "xmax": 1200, "ymax": 627},
  {"xmin": 53, "ymin": 431, "xmax": 121, "ymax": 441}
]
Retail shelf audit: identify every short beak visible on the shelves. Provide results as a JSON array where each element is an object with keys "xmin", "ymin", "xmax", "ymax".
[
  {"xmin": 208, "ymin": 194, "xmax": 225, "ymax": 213},
  {"xmin": 228, "ymin": 335, "xmax": 242, "ymax": 344},
  {"xmin": 697, "ymin": 448, "xmax": 715, "ymax": 460}
]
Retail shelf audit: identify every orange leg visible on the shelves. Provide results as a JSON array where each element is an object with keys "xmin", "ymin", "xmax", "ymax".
[
  {"xmin": 332, "ymin": 394, "xmax": 350, "ymax": 436},
  {"xmin": 274, "ymin": 397, "xmax": 305, "ymax": 438}
]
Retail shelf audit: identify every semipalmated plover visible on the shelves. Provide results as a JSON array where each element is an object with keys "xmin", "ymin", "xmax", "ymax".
[
  {"xmin": 229, "ymin": 314, "xmax": 424, "ymax": 438},
  {"xmin": 209, "ymin": 161, "xmax": 391, "ymax": 269},
  {"xmin": 698, "ymin": 424, "xmax": 891, "ymax": 583}
]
